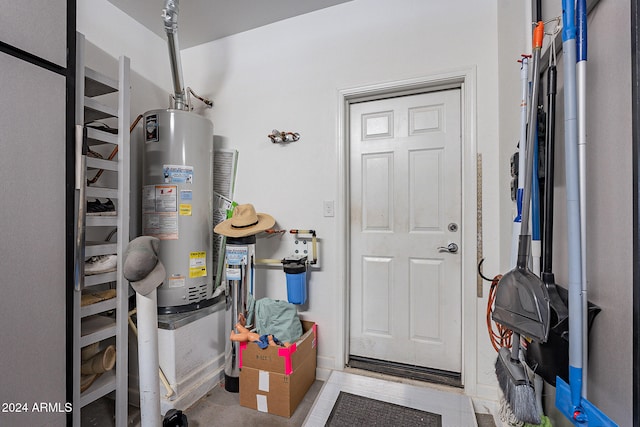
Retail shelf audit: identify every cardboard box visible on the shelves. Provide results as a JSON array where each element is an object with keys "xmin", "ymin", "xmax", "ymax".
[{"xmin": 239, "ymin": 320, "xmax": 317, "ymax": 417}]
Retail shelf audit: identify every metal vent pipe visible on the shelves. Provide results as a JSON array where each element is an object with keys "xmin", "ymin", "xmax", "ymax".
[{"xmin": 162, "ymin": 0, "xmax": 186, "ymax": 110}]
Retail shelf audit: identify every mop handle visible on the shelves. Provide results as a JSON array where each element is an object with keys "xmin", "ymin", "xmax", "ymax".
[
  {"xmin": 517, "ymin": 55, "xmax": 529, "ymax": 220},
  {"xmin": 577, "ymin": 0, "xmax": 589, "ymax": 399},
  {"xmin": 520, "ymin": 21, "xmax": 544, "ymax": 238},
  {"xmin": 562, "ymin": 0, "xmax": 584, "ymax": 410},
  {"xmin": 542, "ymin": 65, "xmax": 557, "ymax": 274}
]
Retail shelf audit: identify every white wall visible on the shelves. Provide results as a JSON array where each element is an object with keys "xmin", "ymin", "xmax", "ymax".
[
  {"xmin": 78, "ymin": 0, "xmax": 171, "ymax": 94},
  {"xmin": 181, "ymin": 0, "xmax": 509, "ymax": 400}
]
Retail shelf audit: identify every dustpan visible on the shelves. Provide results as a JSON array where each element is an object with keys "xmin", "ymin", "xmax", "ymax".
[{"xmin": 491, "ymin": 241, "xmax": 550, "ymax": 342}]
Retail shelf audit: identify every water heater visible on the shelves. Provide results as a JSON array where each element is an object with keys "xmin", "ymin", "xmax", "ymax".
[{"xmin": 142, "ymin": 109, "xmax": 214, "ymax": 313}]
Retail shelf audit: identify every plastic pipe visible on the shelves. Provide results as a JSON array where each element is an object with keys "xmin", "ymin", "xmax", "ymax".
[
  {"xmin": 136, "ymin": 289, "xmax": 162, "ymax": 426},
  {"xmin": 128, "ymin": 309, "xmax": 175, "ymax": 398}
]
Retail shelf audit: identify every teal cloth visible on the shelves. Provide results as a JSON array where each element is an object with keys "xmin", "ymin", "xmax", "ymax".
[{"xmin": 246, "ymin": 294, "xmax": 302, "ymax": 344}]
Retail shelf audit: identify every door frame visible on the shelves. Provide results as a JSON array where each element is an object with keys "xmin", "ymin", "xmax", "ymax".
[{"xmin": 336, "ymin": 67, "xmax": 478, "ymax": 393}]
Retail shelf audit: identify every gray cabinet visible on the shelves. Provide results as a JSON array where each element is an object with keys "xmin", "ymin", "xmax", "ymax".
[
  {"xmin": 0, "ymin": 0, "xmax": 67, "ymax": 67},
  {"xmin": 0, "ymin": 51, "xmax": 68, "ymax": 427}
]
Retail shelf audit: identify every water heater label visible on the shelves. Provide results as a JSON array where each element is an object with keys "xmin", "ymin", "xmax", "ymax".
[
  {"xmin": 141, "ymin": 185, "xmax": 179, "ymax": 213},
  {"xmin": 189, "ymin": 251, "xmax": 207, "ymax": 278},
  {"xmin": 226, "ymin": 268, "xmax": 241, "ymax": 281},
  {"xmin": 179, "ymin": 204, "xmax": 192, "ymax": 216},
  {"xmin": 168, "ymin": 275, "xmax": 185, "ymax": 288},
  {"xmin": 225, "ymin": 246, "xmax": 248, "ymax": 266},
  {"xmin": 163, "ymin": 164, "xmax": 194, "ymax": 184},
  {"xmin": 143, "ymin": 213, "xmax": 178, "ymax": 240},
  {"xmin": 143, "ymin": 185, "xmax": 179, "ymax": 239},
  {"xmin": 145, "ymin": 114, "xmax": 159, "ymax": 142}
]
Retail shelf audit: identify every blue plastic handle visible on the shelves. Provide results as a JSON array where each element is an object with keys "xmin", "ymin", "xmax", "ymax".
[
  {"xmin": 562, "ymin": 0, "xmax": 576, "ymax": 42},
  {"xmin": 577, "ymin": 0, "xmax": 587, "ymax": 61}
]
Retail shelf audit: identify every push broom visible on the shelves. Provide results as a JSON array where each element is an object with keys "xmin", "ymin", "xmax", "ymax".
[
  {"xmin": 492, "ymin": 21, "xmax": 550, "ymax": 425},
  {"xmin": 554, "ymin": 0, "xmax": 616, "ymax": 424}
]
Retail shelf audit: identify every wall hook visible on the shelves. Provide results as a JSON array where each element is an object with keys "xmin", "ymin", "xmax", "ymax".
[{"xmin": 268, "ymin": 129, "xmax": 300, "ymax": 144}]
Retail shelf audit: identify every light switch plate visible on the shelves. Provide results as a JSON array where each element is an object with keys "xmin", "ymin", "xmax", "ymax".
[{"xmin": 323, "ymin": 200, "xmax": 335, "ymax": 217}]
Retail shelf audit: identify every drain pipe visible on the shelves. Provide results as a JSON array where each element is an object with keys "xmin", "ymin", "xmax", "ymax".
[{"xmin": 162, "ymin": 0, "xmax": 187, "ymax": 110}]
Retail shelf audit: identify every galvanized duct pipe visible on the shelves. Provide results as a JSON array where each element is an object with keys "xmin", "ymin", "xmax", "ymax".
[{"xmin": 162, "ymin": 0, "xmax": 186, "ymax": 110}]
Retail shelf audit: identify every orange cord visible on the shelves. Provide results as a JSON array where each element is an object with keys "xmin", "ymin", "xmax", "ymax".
[{"xmin": 486, "ymin": 274, "xmax": 513, "ymax": 352}]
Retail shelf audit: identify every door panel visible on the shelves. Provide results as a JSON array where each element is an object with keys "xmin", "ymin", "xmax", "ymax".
[
  {"xmin": 1, "ymin": 0, "xmax": 67, "ymax": 67},
  {"xmin": 0, "ymin": 51, "xmax": 67, "ymax": 426},
  {"xmin": 349, "ymin": 89, "xmax": 462, "ymax": 373}
]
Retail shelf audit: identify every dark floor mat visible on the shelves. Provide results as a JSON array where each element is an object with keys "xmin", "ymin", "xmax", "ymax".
[{"xmin": 325, "ymin": 391, "xmax": 442, "ymax": 426}]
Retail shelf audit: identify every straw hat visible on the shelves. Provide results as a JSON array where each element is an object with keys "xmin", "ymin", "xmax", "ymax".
[{"xmin": 214, "ymin": 204, "xmax": 275, "ymax": 238}]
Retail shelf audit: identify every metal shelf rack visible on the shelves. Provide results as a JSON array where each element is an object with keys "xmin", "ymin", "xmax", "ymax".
[{"xmin": 73, "ymin": 32, "xmax": 130, "ymax": 427}]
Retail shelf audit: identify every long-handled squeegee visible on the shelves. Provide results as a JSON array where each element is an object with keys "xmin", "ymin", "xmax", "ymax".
[{"xmin": 554, "ymin": 2, "xmax": 616, "ymax": 424}]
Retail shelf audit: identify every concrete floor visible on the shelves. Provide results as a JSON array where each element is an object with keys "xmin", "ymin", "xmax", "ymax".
[
  {"xmin": 82, "ymin": 373, "xmax": 496, "ymax": 426},
  {"xmin": 82, "ymin": 379, "xmax": 323, "ymax": 426}
]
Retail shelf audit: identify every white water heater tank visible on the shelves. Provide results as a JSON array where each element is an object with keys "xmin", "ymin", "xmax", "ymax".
[{"xmin": 142, "ymin": 109, "xmax": 214, "ymax": 312}]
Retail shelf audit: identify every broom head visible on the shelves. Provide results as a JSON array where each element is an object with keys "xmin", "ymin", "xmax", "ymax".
[{"xmin": 495, "ymin": 346, "xmax": 541, "ymax": 425}]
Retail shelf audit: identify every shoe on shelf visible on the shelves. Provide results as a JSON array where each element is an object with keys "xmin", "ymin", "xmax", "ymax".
[
  {"xmin": 87, "ymin": 198, "xmax": 116, "ymax": 216},
  {"xmin": 85, "ymin": 254, "xmax": 117, "ymax": 275}
]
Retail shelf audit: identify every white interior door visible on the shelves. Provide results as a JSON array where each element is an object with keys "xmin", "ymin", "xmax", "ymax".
[{"xmin": 349, "ymin": 89, "xmax": 462, "ymax": 373}]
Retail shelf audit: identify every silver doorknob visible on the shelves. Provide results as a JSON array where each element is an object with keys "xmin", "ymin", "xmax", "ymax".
[{"xmin": 438, "ymin": 243, "xmax": 458, "ymax": 253}]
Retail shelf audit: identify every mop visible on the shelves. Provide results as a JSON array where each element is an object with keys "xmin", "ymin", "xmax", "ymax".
[
  {"xmin": 554, "ymin": 1, "xmax": 616, "ymax": 424},
  {"xmin": 493, "ymin": 21, "xmax": 550, "ymax": 426}
]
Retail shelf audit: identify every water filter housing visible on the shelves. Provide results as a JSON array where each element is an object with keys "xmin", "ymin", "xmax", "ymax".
[
  {"xmin": 142, "ymin": 109, "xmax": 214, "ymax": 312},
  {"xmin": 284, "ymin": 262, "xmax": 307, "ymax": 305}
]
